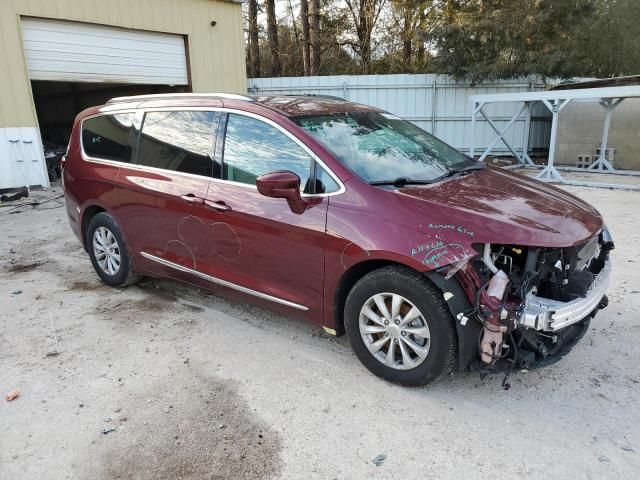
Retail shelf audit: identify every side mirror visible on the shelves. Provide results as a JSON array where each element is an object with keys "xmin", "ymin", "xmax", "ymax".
[{"xmin": 256, "ymin": 170, "xmax": 308, "ymax": 214}]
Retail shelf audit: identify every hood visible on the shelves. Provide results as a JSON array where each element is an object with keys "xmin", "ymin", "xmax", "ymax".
[{"xmin": 394, "ymin": 167, "xmax": 602, "ymax": 248}]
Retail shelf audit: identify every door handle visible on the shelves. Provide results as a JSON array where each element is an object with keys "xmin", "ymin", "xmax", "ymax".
[
  {"xmin": 180, "ymin": 194, "xmax": 205, "ymax": 206},
  {"xmin": 204, "ymin": 200, "xmax": 232, "ymax": 212}
]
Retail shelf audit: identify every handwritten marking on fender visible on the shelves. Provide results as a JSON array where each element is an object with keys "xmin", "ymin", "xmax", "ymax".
[
  {"xmin": 423, "ymin": 248, "xmax": 450, "ymax": 267},
  {"xmin": 428, "ymin": 224, "xmax": 475, "ymax": 237},
  {"xmin": 411, "ymin": 229, "xmax": 474, "ymax": 268},
  {"xmin": 411, "ymin": 240, "xmax": 444, "ymax": 257}
]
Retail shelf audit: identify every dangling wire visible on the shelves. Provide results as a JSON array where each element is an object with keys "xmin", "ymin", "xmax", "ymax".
[{"xmin": 501, "ymin": 331, "xmax": 519, "ymax": 390}]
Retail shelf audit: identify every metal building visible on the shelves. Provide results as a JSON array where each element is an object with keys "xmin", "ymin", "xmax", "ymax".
[
  {"xmin": 248, "ymin": 74, "xmax": 553, "ymax": 159},
  {"xmin": 0, "ymin": 0, "xmax": 245, "ymax": 191}
]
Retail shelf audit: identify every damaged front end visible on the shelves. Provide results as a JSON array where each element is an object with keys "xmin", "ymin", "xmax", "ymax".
[{"xmin": 453, "ymin": 228, "xmax": 614, "ymax": 372}]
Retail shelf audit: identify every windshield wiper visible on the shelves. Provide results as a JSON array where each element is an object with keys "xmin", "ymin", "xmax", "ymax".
[
  {"xmin": 429, "ymin": 164, "xmax": 485, "ymax": 183},
  {"xmin": 370, "ymin": 164, "xmax": 484, "ymax": 188},
  {"xmin": 369, "ymin": 177, "xmax": 434, "ymax": 187}
]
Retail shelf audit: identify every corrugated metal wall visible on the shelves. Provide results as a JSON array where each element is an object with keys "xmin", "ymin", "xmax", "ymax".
[
  {"xmin": 249, "ymin": 74, "xmax": 552, "ymax": 156},
  {"xmin": 0, "ymin": 0, "xmax": 245, "ymax": 129}
]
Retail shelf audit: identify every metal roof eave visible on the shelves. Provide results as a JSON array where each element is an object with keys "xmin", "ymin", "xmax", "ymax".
[{"xmin": 470, "ymin": 85, "xmax": 640, "ymax": 104}]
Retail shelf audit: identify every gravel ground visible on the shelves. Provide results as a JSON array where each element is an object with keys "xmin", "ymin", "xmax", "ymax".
[{"xmin": 1, "ymin": 183, "xmax": 639, "ymax": 480}]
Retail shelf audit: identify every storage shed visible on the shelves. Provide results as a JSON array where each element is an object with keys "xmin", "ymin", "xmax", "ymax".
[
  {"xmin": 551, "ymin": 76, "xmax": 640, "ymax": 171},
  {"xmin": 0, "ymin": 0, "xmax": 245, "ymax": 190}
]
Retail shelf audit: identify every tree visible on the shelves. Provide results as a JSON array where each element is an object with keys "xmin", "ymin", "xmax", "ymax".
[
  {"xmin": 242, "ymin": 0, "xmax": 640, "ymax": 80},
  {"xmin": 247, "ymin": 0, "xmax": 260, "ymax": 78},
  {"xmin": 265, "ymin": 0, "xmax": 281, "ymax": 76},
  {"xmin": 344, "ymin": 0, "xmax": 387, "ymax": 73},
  {"xmin": 383, "ymin": 0, "xmax": 434, "ymax": 72},
  {"xmin": 300, "ymin": 0, "xmax": 311, "ymax": 75},
  {"xmin": 315, "ymin": 0, "xmax": 360, "ymax": 75},
  {"xmin": 429, "ymin": 0, "xmax": 598, "ymax": 82},
  {"xmin": 309, "ymin": 0, "xmax": 321, "ymax": 75},
  {"xmin": 582, "ymin": 0, "xmax": 640, "ymax": 78},
  {"xmin": 391, "ymin": 0, "xmax": 418, "ymax": 66}
]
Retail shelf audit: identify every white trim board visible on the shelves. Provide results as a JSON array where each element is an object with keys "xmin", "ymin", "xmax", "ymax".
[{"xmin": 0, "ymin": 127, "xmax": 49, "ymax": 190}]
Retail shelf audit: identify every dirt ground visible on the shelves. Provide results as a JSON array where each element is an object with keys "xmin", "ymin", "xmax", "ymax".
[{"xmin": 1, "ymin": 183, "xmax": 639, "ymax": 480}]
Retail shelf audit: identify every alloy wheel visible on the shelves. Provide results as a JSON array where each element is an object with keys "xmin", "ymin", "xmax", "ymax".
[
  {"xmin": 359, "ymin": 292, "xmax": 431, "ymax": 370},
  {"xmin": 92, "ymin": 226, "xmax": 121, "ymax": 276}
]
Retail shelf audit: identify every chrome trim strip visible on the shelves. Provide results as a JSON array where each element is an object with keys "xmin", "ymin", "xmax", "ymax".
[
  {"xmin": 106, "ymin": 92, "xmax": 254, "ymax": 105},
  {"xmin": 519, "ymin": 258, "xmax": 611, "ymax": 332},
  {"xmin": 140, "ymin": 252, "xmax": 309, "ymax": 311},
  {"xmin": 79, "ymin": 108, "xmax": 346, "ymax": 198},
  {"xmin": 217, "ymin": 108, "xmax": 346, "ymax": 198}
]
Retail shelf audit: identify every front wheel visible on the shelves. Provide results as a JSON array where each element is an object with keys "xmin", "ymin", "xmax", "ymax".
[{"xmin": 344, "ymin": 266, "xmax": 457, "ymax": 386}]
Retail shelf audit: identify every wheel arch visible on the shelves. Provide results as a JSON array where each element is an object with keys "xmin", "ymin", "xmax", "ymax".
[
  {"xmin": 80, "ymin": 205, "xmax": 107, "ymax": 251},
  {"xmin": 333, "ymin": 259, "xmax": 429, "ymax": 336},
  {"xmin": 423, "ymin": 271, "xmax": 481, "ymax": 371},
  {"xmin": 333, "ymin": 260, "xmax": 480, "ymax": 371}
]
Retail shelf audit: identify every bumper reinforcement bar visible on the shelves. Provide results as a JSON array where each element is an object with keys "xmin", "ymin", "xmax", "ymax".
[{"xmin": 519, "ymin": 259, "xmax": 611, "ymax": 332}]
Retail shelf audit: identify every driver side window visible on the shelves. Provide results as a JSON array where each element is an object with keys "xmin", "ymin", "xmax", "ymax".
[{"xmin": 222, "ymin": 113, "xmax": 312, "ymax": 192}]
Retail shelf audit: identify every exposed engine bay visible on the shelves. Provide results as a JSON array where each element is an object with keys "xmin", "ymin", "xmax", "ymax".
[{"xmin": 452, "ymin": 228, "xmax": 614, "ymax": 374}]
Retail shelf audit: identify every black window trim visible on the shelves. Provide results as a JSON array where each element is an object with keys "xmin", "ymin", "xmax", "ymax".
[
  {"xmin": 80, "ymin": 110, "xmax": 221, "ymax": 183},
  {"xmin": 80, "ymin": 111, "xmax": 138, "ymax": 165},
  {"xmin": 135, "ymin": 110, "xmax": 221, "ymax": 179},
  {"xmin": 80, "ymin": 108, "xmax": 346, "ymax": 196},
  {"xmin": 218, "ymin": 111, "xmax": 343, "ymax": 197}
]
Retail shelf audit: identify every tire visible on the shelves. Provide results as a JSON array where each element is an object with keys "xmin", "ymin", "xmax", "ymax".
[
  {"xmin": 344, "ymin": 266, "xmax": 457, "ymax": 387},
  {"xmin": 86, "ymin": 212, "xmax": 140, "ymax": 287}
]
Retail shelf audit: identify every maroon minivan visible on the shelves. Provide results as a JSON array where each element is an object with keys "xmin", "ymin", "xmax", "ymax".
[{"xmin": 63, "ymin": 93, "xmax": 612, "ymax": 386}]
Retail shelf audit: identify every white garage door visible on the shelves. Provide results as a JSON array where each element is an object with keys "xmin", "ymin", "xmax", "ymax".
[{"xmin": 21, "ymin": 17, "xmax": 189, "ymax": 85}]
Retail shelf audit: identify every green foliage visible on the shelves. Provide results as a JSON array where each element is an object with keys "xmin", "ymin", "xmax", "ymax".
[
  {"xmin": 430, "ymin": 0, "xmax": 597, "ymax": 82},
  {"xmin": 428, "ymin": 0, "xmax": 640, "ymax": 81},
  {"xmin": 245, "ymin": 0, "xmax": 640, "ymax": 80},
  {"xmin": 581, "ymin": 0, "xmax": 640, "ymax": 78}
]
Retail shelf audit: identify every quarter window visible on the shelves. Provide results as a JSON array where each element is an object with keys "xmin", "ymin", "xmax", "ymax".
[
  {"xmin": 82, "ymin": 113, "xmax": 135, "ymax": 162},
  {"xmin": 137, "ymin": 111, "xmax": 217, "ymax": 177},
  {"xmin": 314, "ymin": 163, "xmax": 340, "ymax": 194},
  {"xmin": 222, "ymin": 113, "xmax": 312, "ymax": 192}
]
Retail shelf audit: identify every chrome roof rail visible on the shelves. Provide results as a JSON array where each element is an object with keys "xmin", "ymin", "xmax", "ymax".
[
  {"xmin": 280, "ymin": 94, "xmax": 345, "ymax": 101},
  {"xmin": 105, "ymin": 92, "xmax": 254, "ymax": 105}
]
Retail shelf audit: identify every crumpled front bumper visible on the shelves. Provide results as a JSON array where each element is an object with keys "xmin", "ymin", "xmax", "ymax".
[{"xmin": 519, "ymin": 259, "xmax": 611, "ymax": 332}]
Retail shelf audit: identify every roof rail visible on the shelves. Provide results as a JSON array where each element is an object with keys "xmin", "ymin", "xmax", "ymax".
[
  {"xmin": 105, "ymin": 92, "xmax": 254, "ymax": 105},
  {"xmin": 277, "ymin": 93, "xmax": 345, "ymax": 101}
]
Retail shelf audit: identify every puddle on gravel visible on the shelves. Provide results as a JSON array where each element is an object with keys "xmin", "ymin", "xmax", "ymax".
[{"xmin": 77, "ymin": 372, "xmax": 282, "ymax": 480}]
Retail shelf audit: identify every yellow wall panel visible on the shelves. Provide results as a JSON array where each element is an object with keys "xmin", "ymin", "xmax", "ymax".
[{"xmin": 0, "ymin": 0, "xmax": 246, "ymax": 127}]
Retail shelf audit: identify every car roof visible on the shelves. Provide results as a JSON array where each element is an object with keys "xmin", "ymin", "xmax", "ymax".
[
  {"xmin": 101, "ymin": 93, "xmax": 381, "ymax": 118},
  {"xmin": 250, "ymin": 95, "xmax": 381, "ymax": 117}
]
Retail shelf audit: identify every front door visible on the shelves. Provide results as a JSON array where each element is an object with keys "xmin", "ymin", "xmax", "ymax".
[{"xmin": 195, "ymin": 112, "xmax": 342, "ymax": 322}]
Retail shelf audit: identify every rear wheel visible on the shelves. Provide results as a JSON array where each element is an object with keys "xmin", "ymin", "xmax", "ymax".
[
  {"xmin": 344, "ymin": 266, "xmax": 457, "ymax": 386},
  {"xmin": 86, "ymin": 212, "xmax": 140, "ymax": 287}
]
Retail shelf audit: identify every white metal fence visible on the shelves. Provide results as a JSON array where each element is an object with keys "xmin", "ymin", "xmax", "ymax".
[{"xmin": 248, "ymin": 74, "xmax": 552, "ymax": 156}]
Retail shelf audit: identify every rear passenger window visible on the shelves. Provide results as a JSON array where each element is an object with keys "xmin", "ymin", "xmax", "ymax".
[
  {"xmin": 223, "ymin": 113, "xmax": 312, "ymax": 191},
  {"xmin": 137, "ymin": 111, "xmax": 217, "ymax": 177},
  {"xmin": 82, "ymin": 113, "xmax": 135, "ymax": 162}
]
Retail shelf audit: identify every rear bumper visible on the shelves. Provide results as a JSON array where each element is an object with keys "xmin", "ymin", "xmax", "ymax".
[{"xmin": 519, "ymin": 258, "xmax": 611, "ymax": 332}]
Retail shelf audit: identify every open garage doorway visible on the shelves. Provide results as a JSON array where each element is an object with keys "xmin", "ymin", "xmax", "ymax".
[
  {"xmin": 32, "ymin": 81, "xmax": 186, "ymax": 181},
  {"xmin": 17, "ymin": 17, "xmax": 191, "ymax": 185}
]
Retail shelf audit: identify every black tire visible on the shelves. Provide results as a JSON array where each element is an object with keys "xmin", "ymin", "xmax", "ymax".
[
  {"xmin": 344, "ymin": 266, "xmax": 457, "ymax": 386},
  {"xmin": 86, "ymin": 212, "xmax": 140, "ymax": 287}
]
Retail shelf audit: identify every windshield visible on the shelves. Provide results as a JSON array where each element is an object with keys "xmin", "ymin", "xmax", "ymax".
[{"xmin": 293, "ymin": 111, "xmax": 478, "ymax": 183}]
